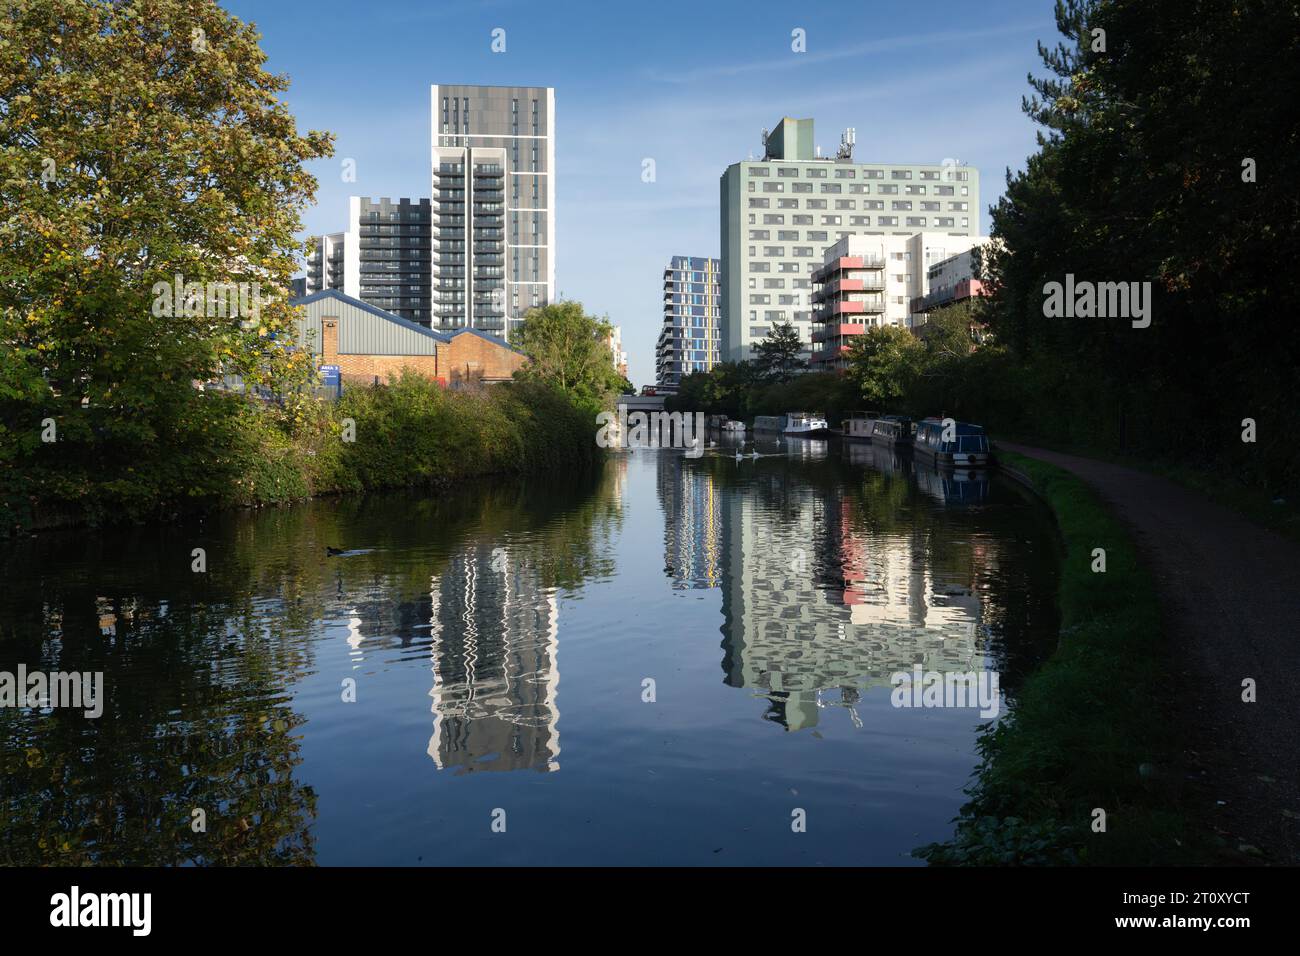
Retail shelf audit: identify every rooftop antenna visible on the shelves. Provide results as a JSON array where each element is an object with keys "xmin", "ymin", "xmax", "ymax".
[
  {"xmin": 837, "ymin": 127, "xmax": 856, "ymax": 161},
  {"xmin": 760, "ymin": 127, "xmax": 770, "ymax": 159}
]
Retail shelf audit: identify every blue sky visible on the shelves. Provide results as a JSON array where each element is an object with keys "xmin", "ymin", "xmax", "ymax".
[{"xmin": 225, "ymin": 0, "xmax": 1060, "ymax": 385}]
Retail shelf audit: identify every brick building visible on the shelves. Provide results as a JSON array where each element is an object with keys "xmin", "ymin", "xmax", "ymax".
[{"xmin": 291, "ymin": 289, "xmax": 526, "ymax": 387}]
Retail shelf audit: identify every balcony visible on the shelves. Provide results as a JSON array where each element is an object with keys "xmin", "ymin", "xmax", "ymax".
[
  {"xmin": 810, "ymin": 254, "xmax": 886, "ymax": 284},
  {"xmin": 810, "ymin": 322, "xmax": 867, "ymax": 343}
]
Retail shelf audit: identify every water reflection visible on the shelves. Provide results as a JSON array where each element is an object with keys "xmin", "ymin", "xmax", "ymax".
[
  {"xmin": 0, "ymin": 441, "xmax": 1058, "ymax": 865},
  {"xmin": 426, "ymin": 543, "xmax": 562, "ymax": 773},
  {"xmin": 660, "ymin": 437, "xmax": 1054, "ymax": 732},
  {"xmin": 0, "ymin": 469, "xmax": 621, "ymax": 864}
]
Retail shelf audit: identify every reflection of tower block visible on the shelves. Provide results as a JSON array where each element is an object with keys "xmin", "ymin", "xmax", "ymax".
[{"xmin": 427, "ymin": 548, "xmax": 561, "ymax": 774}]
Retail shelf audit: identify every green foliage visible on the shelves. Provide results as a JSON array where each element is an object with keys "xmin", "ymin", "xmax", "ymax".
[
  {"xmin": 977, "ymin": 0, "xmax": 1300, "ymax": 495},
  {"xmin": 512, "ymin": 301, "xmax": 624, "ymax": 413},
  {"xmin": 842, "ymin": 326, "xmax": 923, "ymax": 407},
  {"xmin": 0, "ymin": 0, "xmax": 332, "ymax": 526},
  {"xmin": 751, "ymin": 320, "xmax": 807, "ymax": 383}
]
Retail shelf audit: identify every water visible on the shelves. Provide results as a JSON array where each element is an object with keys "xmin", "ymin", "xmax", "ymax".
[{"xmin": 0, "ymin": 437, "xmax": 1060, "ymax": 865}]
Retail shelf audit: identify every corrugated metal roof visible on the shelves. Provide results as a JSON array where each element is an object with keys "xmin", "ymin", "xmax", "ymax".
[{"xmin": 291, "ymin": 290, "xmax": 443, "ymax": 356}]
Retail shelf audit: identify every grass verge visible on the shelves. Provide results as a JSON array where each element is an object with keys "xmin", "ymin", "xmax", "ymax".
[{"xmin": 916, "ymin": 450, "xmax": 1209, "ymax": 865}]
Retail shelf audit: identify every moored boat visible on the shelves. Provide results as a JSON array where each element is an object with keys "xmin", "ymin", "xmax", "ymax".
[
  {"xmin": 783, "ymin": 411, "xmax": 830, "ymax": 436},
  {"xmin": 913, "ymin": 418, "xmax": 991, "ymax": 467},
  {"xmin": 841, "ymin": 410, "xmax": 881, "ymax": 442},
  {"xmin": 869, "ymin": 415, "xmax": 914, "ymax": 447}
]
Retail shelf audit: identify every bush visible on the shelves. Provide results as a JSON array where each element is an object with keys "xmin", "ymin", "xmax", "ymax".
[{"xmin": 2, "ymin": 374, "xmax": 602, "ymax": 532}]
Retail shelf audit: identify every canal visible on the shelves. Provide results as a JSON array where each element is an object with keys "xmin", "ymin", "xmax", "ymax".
[{"xmin": 0, "ymin": 438, "xmax": 1060, "ymax": 865}]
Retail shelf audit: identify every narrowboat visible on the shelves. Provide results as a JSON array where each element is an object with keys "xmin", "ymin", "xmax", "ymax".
[
  {"xmin": 869, "ymin": 415, "xmax": 914, "ymax": 447},
  {"xmin": 913, "ymin": 418, "xmax": 991, "ymax": 467},
  {"xmin": 841, "ymin": 410, "xmax": 881, "ymax": 442}
]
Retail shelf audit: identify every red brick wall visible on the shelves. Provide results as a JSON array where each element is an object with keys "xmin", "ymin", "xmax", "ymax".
[
  {"xmin": 321, "ymin": 318, "xmax": 442, "ymax": 386},
  {"xmin": 443, "ymin": 333, "xmax": 526, "ymax": 386}
]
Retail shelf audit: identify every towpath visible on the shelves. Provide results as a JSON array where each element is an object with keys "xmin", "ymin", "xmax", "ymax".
[{"xmin": 998, "ymin": 442, "xmax": 1300, "ymax": 863}]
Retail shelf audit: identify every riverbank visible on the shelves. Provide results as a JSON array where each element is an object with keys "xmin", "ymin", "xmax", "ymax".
[
  {"xmin": 1, "ymin": 374, "xmax": 602, "ymax": 535},
  {"xmin": 996, "ymin": 442, "xmax": 1300, "ymax": 864},
  {"xmin": 917, "ymin": 450, "xmax": 1211, "ymax": 865}
]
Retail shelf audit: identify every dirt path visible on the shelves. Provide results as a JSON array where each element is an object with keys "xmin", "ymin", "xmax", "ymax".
[{"xmin": 998, "ymin": 442, "xmax": 1300, "ymax": 863}]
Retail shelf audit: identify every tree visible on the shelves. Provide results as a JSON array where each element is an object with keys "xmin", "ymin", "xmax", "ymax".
[
  {"xmin": 753, "ymin": 320, "xmax": 807, "ymax": 382},
  {"xmin": 842, "ymin": 326, "xmax": 922, "ymax": 407},
  {"xmin": 0, "ymin": 0, "xmax": 333, "ymax": 520},
  {"xmin": 978, "ymin": 0, "xmax": 1300, "ymax": 488},
  {"xmin": 512, "ymin": 301, "xmax": 623, "ymax": 411},
  {"xmin": 915, "ymin": 300, "xmax": 979, "ymax": 362}
]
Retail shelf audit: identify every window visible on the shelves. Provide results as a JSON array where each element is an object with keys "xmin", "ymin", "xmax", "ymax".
[
  {"xmin": 835, "ymin": 199, "xmax": 855, "ymax": 209},
  {"xmin": 906, "ymin": 217, "xmax": 926, "ymax": 227},
  {"xmin": 864, "ymin": 169, "xmax": 883, "ymax": 179},
  {"xmin": 821, "ymin": 183, "xmax": 842, "ymax": 193},
  {"xmin": 763, "ymin": 246, "xmax": 785, "ymax": 256},
  {"xmin": 778, "ymin": 167, "xmax": 798, "ymax": 177},
  {"xmin": 778, "ymin": 198, "xmax": 799, "ymax": 208},
  {"xmin": 764, "ymin": 214, "xmax": 785, "ymax": 224},
  {"xmin": 849, "ymin": 183, "xmax": 868, "ymax": 194},
  {"xmin": 749, "ymin": 166, "xmax": 770, "ymax": 176},
  {"xmin": 806, "ymin": 167, "xmax": 826, "ymax": 178},
  {"xmin": 778, "ymin": 230, "xmax": 799, "ymax": 241},
  {"xmin": 763, "ymin": 182, "xmax": 784, "ymax": 192},
  {"xmin": 879, "ymin": 184, "xmax": 898, "ymax": 195},
  {"xmin": 822, "ymin": 215, "xmax": 841, "ymax": 225},
  {"xmin": 792, "ymin": 182, "xmax": 813, "ymax": 193},
  {"xmin": 749, "ymin": 197, "xmax": 770, "ymax": 208},
  {"xmin": 920, "ymin": 170, "xmax": 940, "ymax": 180},
  {"xmin": 835, "ymin": 168, "xmax": 856, "ymax": 179},
  {"xmin": 905, "ymin": 185, "xmax": 926, "ymax": 195},
  {"xmin": 892, "ymin": 201, "xmax": 912, "ymax": 211},
  {"xmin": 891, "ymin": 170, "xmax": 912, "ymax": 180},
  {"xmin": 749, "ymin": 230, "xmax": 769, "ymax": 240}
]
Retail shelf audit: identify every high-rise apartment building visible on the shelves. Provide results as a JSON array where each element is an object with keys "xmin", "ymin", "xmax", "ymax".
[
  {"xmin": 304, "ymin": 85, "xmax": 554, "ymax": 340},
  {"xmin": 656, "ymin": 255, "xmax": 721, "ymax": 392},
  {"xmin": 720, "ymin": 117, "xmax": 980, "ymax": 361},
  {"xmin": 431, "ymin": 84, "xmax": 555, "ymax": 339},
  {"xmin": 303, "ymin": 197, "xmax": 431, "ymax": 327},
  {"xmin": 810, "ymin": 233, "xmax": 988, "ymax": 370}
]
